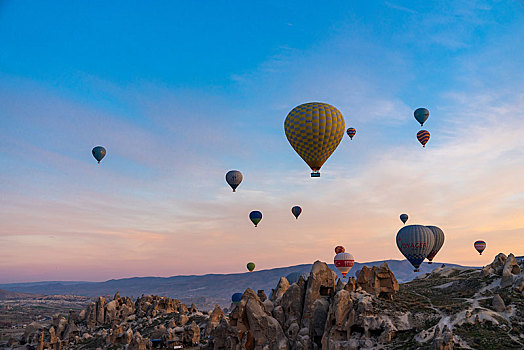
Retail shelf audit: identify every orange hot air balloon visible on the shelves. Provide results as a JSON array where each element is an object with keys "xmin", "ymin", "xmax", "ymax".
[
  {"xmin": 417, "ymin": 130, "xmax": 430, "ymax": 147},
  {"xmin": 335, "ymin": 246, "xmax": 345, "ymax": 254}
]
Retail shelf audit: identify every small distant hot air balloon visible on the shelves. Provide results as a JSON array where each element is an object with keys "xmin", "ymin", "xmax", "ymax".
[
  {"xmin": 334, "ymin": 252, "xmax": 354, "ymax": 277},
  {"xmin": 346, "ymin": 127, "xmax": 356, "ymax": 140},
  {"xmin": 426, "ymin": 226, "xmax": 445, "ymax": 264},
  {"xmin": 335, "ymin": 246, "xmax": 345, "ymax": 254},
  {"xmin": 284, "ymin": 102, "xmax": 345, "ymax": 177},
  {"xmin": 92, "ymin": 146, "xmax": 106, "ymax": 164},
  {"xmin": 396, "ymin": 225, "xmax": 435, "ymax": 272},
  {"xmin": 417, "ymin": 130, "xmax": 430, "ymax": 147},
  {"xmin": 249, "ymin": 211, "xmax": 262, "ymax": 227},
  {"xmin": 231, "ymin": 293, "xmax": 242, "ymax": 306},
  {"xmin": 474, "ymin": 240, "xmax": 486, "ymax": 255},
  {"xmin": 225, "ymin": 170, "xmax": 243, "ymax": 192},
  {"xmin": 291, "ymin": 206, "xmax": 302, "ymax": 219},
  {"xmin": 414, "ymin": 108, "xmax": 429, "ymax": 126},
  {"xmin": 400, "ymin": 214, "xmax": 409, "ymax": 224},
  {"xmin": 246, "ymin": 262, "xmax": 255, "ymax": 273}
]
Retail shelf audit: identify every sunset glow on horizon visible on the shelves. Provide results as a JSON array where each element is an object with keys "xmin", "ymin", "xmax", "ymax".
[{"xmin": 1, "ymin": 1, "xmax": 523, "ymax": 283}]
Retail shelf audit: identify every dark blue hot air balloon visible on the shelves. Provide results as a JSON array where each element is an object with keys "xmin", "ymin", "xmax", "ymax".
[
  {"xmin": 92, "ymin": 146, "xmax": 106, "ymax": 164},
  {"xmin": 291, "ymin": 206, "xmax": 302, "ymax": 219},
  {"xmin": 414, "ymin": 108, "xmax": 429, "ymax": 126},
  {"xmin": 249, "ymin": 211, "xmax": 262, "ymax": 227},
  {"xmin": 231, "ymin": 293, "xmax": 242, "ymax": 306}
]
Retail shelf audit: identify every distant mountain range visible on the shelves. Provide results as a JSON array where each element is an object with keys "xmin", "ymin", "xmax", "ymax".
[
  {"xmin": 0, "ymin": 260, "xmax": 474, "ymax": 309},
  {"xmin": 0, "ymin": 289, "xmax": 41, "ymax": 299}
]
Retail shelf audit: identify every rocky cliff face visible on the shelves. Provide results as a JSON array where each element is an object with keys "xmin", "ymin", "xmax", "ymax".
[
  {"xmin": 208, "ymin": 261, "xmax": 400, "ymax": 349},
  {"xmin": 18, "ymin": 291, "xmax": 211, "ymax": 350},
  {"xmin": 14, "ymin": 254, "xmax": 524, "ymax": 349},
  {"xmin": 208, "ymin": 256, "xmax": 523, "ymax": 349}
]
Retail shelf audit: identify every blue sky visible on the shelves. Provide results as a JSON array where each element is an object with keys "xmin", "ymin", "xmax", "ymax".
[{"xmin": 1, "ymin": 1, "xmax": 523, "ymax": 283}]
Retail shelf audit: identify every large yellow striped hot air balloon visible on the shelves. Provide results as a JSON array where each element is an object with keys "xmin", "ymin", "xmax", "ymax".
[{"xmin": 284, "ymin": 102, "xmax": 345, "ymax": 177}]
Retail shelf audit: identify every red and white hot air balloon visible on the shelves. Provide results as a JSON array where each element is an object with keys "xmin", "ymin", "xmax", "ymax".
[{"xmin": 334, "ymin": 252, "xmax": 354, "ymax": 277}]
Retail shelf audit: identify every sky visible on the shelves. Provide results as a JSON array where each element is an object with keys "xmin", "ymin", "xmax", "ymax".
[{"xmin": 1, "ymin": 1, "xmax": 523, "ymax": 283}]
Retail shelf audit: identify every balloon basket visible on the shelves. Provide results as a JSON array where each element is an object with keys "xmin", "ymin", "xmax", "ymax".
[
  {"xmin": 311, "ymin": 172, "xmax": 320, "ymax": 177},
  {"xmin": 428, "ymin": 261, "xmax": 432, "ymax": 264}
]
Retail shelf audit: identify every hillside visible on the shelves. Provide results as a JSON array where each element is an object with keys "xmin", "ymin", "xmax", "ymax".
[
  {"xmin": 0, "ymin": 289, "xmax": 39, "ymax": 300},
  {"xmin": 0, "ymin": 260, "xmax": 469, "ymax": 309},
  {"xmin": 7, "ymin": 253, "xmax": 522, "ymax": 349}
]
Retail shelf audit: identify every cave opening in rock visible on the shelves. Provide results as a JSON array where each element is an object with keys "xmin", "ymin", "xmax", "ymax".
[
  {"xmin": 319, "ymin": 286, "xmax": 333, "ymax": 297},
  {"xmin": 313, "ymin": 335, "xmax": 322, "ymax": 348},
  {"xmin": 369, "ymin": 328, "xmax": 383, "ymax": 337},
  {"xmin": 350, "ymin": 324, "xmax": 365, "ymax": 335}
]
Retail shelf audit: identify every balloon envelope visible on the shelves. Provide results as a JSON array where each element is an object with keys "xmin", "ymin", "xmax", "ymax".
[
  {"xmin": 417, "ymin": 130, "xmax": 430, "ymax": 147},
  {"xmin": 400, "ymin": 214, "xmax": 408, "ymax": 224},
  {"xmin": 346, "ymin": 127, "xmax": 356, "ymax": 140},
  {"xmin": 225, "ymin": 170, "xmax": 243, "ymax": 192},
  {"xmin": 414, "ymin": 108, "xmax": 429, "ymax": 126},
  {"xmin": 246, "ymin": 262, "xmax": 255, "ymax": 272},
  {"xmin": 92, "ymin": 146, "xmax": 106, "ymax": 163},
  {"xmin": 286, "ymin": 271, "xmax": 308, "ymax": 284},
  {"xmin": 249, "ymin": 211, "xmax": 262, "ymax": 227},
  {"xmin": 231, "ymin": 293, "xmax": 243, "ymax": 303},
  {"xmin": 334, "ymin": 246, "xmax": 345, "ymax": 254},
  {"xmin": 426, "ymin": 226, "xmax": 445, "ymax": 263},
  {"xmin": 334, "ymin": 252, "xmax": 354, "ymax": 277},
  {"xmin": 474, "ymin": 240, "xmax": 486, "ymax": 255},
  {"xmin": 284, "ymin": 102, "xmax": 345, "ymax": 176},
  {"xmin": 396, "ymin": 225, "xmax": 435, "ymax": 271},
  {"xmin": 291, "ymin": 206, "xmax": 302, "ymax": 219}
]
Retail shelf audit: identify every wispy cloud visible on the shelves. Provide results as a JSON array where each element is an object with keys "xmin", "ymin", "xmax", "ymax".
[{"xmin": 385, "ymin": 1, "xmax": 417, "ymax": 14}]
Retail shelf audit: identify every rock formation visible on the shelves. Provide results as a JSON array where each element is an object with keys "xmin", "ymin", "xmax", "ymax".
[
  {"xmin": 14, "ymin": 253, "xmax": 524, "ymax": 349},
  {"xmin": 355, "ymin": 262, "xmax": 399, "ymax": 300},
  {"xmin": 19, "ymin": 292, "xmax": 210, "ymax": 350},
  {"xmin": 208, "ymin": 260, "xmax": 402, "ymax": 349}
]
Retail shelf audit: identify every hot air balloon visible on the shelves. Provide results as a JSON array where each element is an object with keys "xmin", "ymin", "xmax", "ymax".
[
  {"xmin": 92, "ymin": 146, "xmax": 106, "ymax": 164},
  {"xmin": 231, "ymin": 293, "xmax": 242, "ymax": 306},
  {"xmin": 346, "ymin": 127, "xmax": 356, "ymax": 140},
  {"xmin": 414, "ymin": 108, "xmax": 429, "ymax": 126},
  {"xmin": 286, "ymin": 271, "xmax": 308, "ymax": 284},
  {"xmin": 334, "ymin": 252, "xmax": 354, "ymax": 277},
  {"xmin": 474, "ymin": 240, "xmax": 486, "ymax": 255},
  {"xmin": 284, "ymin": 102, "xmax": 345, "ymax": 177},
  {"xmin": 225, "ymin": 170, "xmax": 243, "ymax": 192},
  {"xmin": 396, "ymin": 225, "xmax": 435, "ymax": 272},
  {"xmin": 400, "ymin": 214, "xmax": 409, "ymax": 224},
  {"xmin": 249, "ymin": 211, "xmax": 262, "ymax": 227},
  {"xmin": 291, "ymin": 206, "xmax": 302, "ymax": 219},
  {"xmin": 334, "ymin": 246, "xmax": 345, "ymax": 254},
  {"xmin": 426, "ymin": 226, "xmax": 445, "ymax": 264},
  {"xmin": 247, "ymin": 262, "xmax": 255, "ymax": 272},
  {"xmin": 417, "ymin": 130, "xmax": 430, "ymax": 147}
]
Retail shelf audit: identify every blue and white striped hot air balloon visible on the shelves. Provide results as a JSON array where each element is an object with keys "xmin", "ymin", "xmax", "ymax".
[{"xmin": 396, "ymin": 225, "xmax": 435, "ymax": 272}]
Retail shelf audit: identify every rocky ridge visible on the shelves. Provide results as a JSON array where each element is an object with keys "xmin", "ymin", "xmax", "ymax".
[
  {"xmin": 11, "ymin": 254, "xmax": 524, "ymax": 349},
  {"xmin": 17, "ymin": 293, "xmax": 211, "ymax": 350}
]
